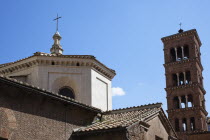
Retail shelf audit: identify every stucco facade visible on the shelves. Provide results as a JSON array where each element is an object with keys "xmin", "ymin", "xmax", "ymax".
[{"xmin": 0, "ymin": 53, "xmax": 115, "ymax": 111}]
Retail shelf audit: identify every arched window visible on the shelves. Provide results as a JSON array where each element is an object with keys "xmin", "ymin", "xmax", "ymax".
[
  {"xmin": 175, "ymin": 118, "xmax": 180, "ymax": 132},
  {"xmin": 190, "ymin": 117, "xmax": 196, "ymax": 131},
  {"xmin": 177, "ymin": 47, "xmax": 182, "ymax": 61},
  {"xmin": 59, "ymin": 87, "xmax": 75, "ymax": 99},
  {"xmin": 170, "ymin": 48, "xmax": 176, "ymax": 62},
  {"xmin": 173, "ymin": 96, "xmax": 179, "ymax": 109},
  {"xmin": 186, "ymin": 71, "xmax": 191, "ymax": 84},
  {"xmin": 182, "ymin": 118, "xmax": 187, "ymax": 132},
  {"xmin": 184, "ymin": 45, "xmax": 189, "ymax": 59},
  {"xmin": 172, "ymin": 74, "xmax": 178, "ymax": 86},
  {"xmin": 179, "ymin": 73, "xmax": 184, "ymax": 85},
  {"xmin": 188, "ymin": 94, "xmax": 193, "ymax": 107},
  {"xmin": 181, "ymin": 95, "xmax": 186, "ymax": 108}
]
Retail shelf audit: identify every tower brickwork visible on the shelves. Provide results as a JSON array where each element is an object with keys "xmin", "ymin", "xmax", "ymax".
[{"xmin": 161, "ymin": 29, "xmax": 208, "ymax": 139}]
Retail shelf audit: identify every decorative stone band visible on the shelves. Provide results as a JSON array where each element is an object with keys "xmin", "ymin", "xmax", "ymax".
[
  {"xmin": 164, "ymin": 58, "xmax": 203, "ymax": 71},
  {"xmin": 161, "ymin": 29, "xmax": 202, "ymax": 46},
  {"xmin": 167, "ymin": 106, "xmax": 208, "ymax": 116},
  {"xmin": 165, "ymin": 83, "xmax": 206, "ymax": 95},
  {"xmin": 0, "ymin": 52, "xmax": 116, "ymax": 80},
  {"xmin": 187, "ymin": 130, "xmax": 210, "ymax": 135}
]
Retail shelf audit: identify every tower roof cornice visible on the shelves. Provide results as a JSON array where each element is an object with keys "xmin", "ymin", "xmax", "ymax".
[{"xmin": 161, "ymin": 29, "xmax": 202, "ymax": 46}]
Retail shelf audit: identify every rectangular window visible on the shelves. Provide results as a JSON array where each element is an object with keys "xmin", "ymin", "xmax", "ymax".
[{"xmin": 208, "ymin": 124, "xmax": 210, "ymax": 131}]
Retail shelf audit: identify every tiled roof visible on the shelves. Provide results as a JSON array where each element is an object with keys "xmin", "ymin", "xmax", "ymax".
[
  {"xmin": 73, "ymin": 103, "xmax": 162, "ymax": 134},
  {"xmin": 0, "ymin": 75, "xmax": 101, "ymax": 113}
]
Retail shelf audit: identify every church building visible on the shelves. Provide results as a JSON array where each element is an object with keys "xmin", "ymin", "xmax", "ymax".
[
  {"xmin": 0, "ymin": 18, "xmax": 210, "ymax": 139},
  {"xmin": 0, "ymin": 19, "xmax": 178, "ymax": 140}
]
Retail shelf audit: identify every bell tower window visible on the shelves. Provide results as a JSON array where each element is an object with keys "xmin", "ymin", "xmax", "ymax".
[
  {"xmin": 59, "ymin": 87, "xmax": 75, "ymax": 99},
  {"xmin": 184, "ymin": 45, "xmax": 189, "ymax": 59},
  {"xmin": 170, "ymin": 48, "xmax": 176, "ymax": 62}
]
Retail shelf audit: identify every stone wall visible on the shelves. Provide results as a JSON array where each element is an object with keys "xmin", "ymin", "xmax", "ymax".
[{"xmin": 146, "ymin": 116, "xmax": 169, "ymax": 140}]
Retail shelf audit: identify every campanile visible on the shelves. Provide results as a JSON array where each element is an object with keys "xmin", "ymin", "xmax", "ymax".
[{"xmin": 161, "ymin": 29, "xmax": 208, "ymax": 139}]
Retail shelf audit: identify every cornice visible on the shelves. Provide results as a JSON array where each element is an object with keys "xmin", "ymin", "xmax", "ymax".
[
  {"xmin": 0, "ymin": 52, "xmax": 116, "ymax": 80},
  {"xmin": 188, "ymin": 130, "xmax": 210, "ymax": 135},
  {"xmin": 161, "ymin": 29, "xmax": 202, "ymax": 46},
  {"xmin": 167, "ymin": 106, "xmax": 208, "ymax": 116},
  {"xmin": 165, "ymin": 83, "xmax": 206, "ymax": 94},
  {"xmin": 164, "ymin": 58, "xmax": 203, "ymax": 71}
]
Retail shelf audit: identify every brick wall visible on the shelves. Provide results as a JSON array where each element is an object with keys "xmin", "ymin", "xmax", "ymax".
[{"xmin": 0, "ymin": 81, "xmax": 98, "ymax": 140}]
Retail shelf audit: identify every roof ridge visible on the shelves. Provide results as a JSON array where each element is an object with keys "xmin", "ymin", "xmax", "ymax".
[
  {"xmin": 0, "ymin": 75, "xmax": 101, "ymax": 112},
  {"xmin": 103, "ymin": 103, "xmax": 162, "ymax": 114}
]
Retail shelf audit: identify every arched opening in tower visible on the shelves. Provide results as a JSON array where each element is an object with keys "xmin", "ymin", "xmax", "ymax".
[
  {"xmin": 179, "ymin": 73, "xmax": 184, "ymax": 85},
  {"xmin": 184, "ymin": 45, "xmax": 189, "ymax": 59},
  {"xmin": 170, "ymin": 48, "xmax": 176, "ymax": 62},
  {"xmin": 177, "ymin": 47, "xmax": 182, "ymax": 61},
  {"xmin": 186, "ymin": 71, "xmax": 191, "ymax": 84},
  {"xmin": 188, "ymin": 94, "xmax": 193, "ymax": 107},
  {"xmin": 173, "ymin": 96, "xmax": 180, "ymax": 109},
  {"xmin": 190, "ymin": 117, "xmax": 196, "ymax": 131},
  {"xmin": 172, "ymin": 74, "xmax": 178, "ymax": 86},
  {"xmin": 175, "ymin": 118, "xmax": 180, "ymax": 132},
  {"xmin": 181, "ymin": 95, "xmax": 187, "ymax": 108},
  {"xmin": 182, "ymin": 118, "xmax": 187, "ymax": 132}
]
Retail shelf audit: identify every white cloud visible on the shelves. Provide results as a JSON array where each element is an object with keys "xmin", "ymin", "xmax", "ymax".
[{"xmin": 112, "ymin": 87, "xmax": 126, "ymax": 96}]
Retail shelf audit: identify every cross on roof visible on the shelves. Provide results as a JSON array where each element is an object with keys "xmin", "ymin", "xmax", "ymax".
[
  {"xmin": 53, "ymin": 14, "xmax": 62, "ymax": 32},
  {"xmin": 179, "ymin": 22, "xmax": 182, "ymax": 29}
]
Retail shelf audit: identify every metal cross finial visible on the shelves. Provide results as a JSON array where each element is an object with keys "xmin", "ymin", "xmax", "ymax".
[
  {"xmin": 179, "ymin": 22, "xmax": 182, "ymax": 29},
  {"xmin": 53, "ymin": 14, "xmax": 62, "ymax": 32}
]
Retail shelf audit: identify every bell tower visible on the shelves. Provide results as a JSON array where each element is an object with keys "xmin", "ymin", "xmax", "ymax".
[{"xmin": 161, "ymin": 29, "xmax": 208, "ymax": 139}]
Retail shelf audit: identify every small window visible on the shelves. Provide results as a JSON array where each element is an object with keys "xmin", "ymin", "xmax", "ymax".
[{"xmin": 59, "ymin": 87, "xmax": 75, "ymax": 99}]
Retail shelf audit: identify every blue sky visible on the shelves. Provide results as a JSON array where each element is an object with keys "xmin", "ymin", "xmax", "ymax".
[{"xmin": 0, "ymin": 0, "xmax": 210, "ymax": 113}]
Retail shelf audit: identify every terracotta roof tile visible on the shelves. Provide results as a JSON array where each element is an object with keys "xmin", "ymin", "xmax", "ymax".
[{"xmin": 73, "ymin": 103, "xmax": 162, "ymax": 133}]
